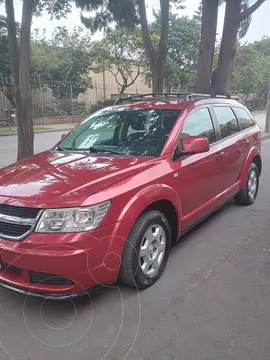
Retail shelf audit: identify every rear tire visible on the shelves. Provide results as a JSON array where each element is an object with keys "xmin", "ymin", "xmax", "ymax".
[
  {"xmin": 119, "ymin": 210, "xmax": 171, "ymax": 289},
  {"xmin": 235, "ymin": 163, "xmax": 259, "ymax": 206}
]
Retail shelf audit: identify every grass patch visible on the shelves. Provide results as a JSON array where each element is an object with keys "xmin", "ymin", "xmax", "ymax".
[{"xmin": 0, "ymin": 127, "xmax": 52, "ymax": 135}]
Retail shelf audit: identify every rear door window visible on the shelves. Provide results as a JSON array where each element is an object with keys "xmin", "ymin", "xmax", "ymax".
[
  {"xmin": 233, "ymin": 107, "xmax": 255, "ymax": 130},
  {"xmin": 213, "ymin": 106, "xmax": 239, "ymax": 139}
]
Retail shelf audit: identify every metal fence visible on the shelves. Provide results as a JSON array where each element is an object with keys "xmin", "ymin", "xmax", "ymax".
[
  {"xmin": 0, "ymin": 78, "xmax": 120, "ymax": 124},
  {"xmin": 2, "ymin": 78, "xmax": 266, "ymax": 125},
  {"xmin": 30, "ymin": 80, "xmax": 93, "ymax": 118},
  {"xmin": 245, "ymin": 98, "xmax": 267, "ymax": 112}
]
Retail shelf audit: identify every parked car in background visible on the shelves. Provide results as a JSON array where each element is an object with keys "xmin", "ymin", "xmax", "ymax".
[{"xmin": 0, "ymin": 93, "xmax": 262, "ymax": 299}]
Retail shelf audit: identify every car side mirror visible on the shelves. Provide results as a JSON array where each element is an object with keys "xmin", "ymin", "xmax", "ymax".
[{"xmin": 173, "ymin": 136, "xmax": 209, "ymax": 160}]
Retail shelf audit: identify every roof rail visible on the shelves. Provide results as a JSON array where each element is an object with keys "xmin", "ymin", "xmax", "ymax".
[
  {"xmin": 114, "ymin": 93, "xmax": 189, "ymax": 105},
  {"xmin": 114, "ymin": 92, "xmax": 240, "ymax": 105},
  {"xmin": 187, "ymin": 93, "xmax": 240, "ymax": 101}
]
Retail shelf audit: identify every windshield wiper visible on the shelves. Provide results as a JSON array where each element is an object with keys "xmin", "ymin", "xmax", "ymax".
[
  {"xmin": 57, "ymin": 146, "xmax": 125, "ymax": 155},
  {"xmin": 88, "ymin": 147, "xmax": 125, "ymax": 155},
  {"xmin": 57, "ymin": 146, "xmax": 69, "ymax": 151}
]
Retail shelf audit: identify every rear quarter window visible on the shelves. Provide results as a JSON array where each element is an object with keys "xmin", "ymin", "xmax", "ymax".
[{"xmin": 233, "ymin": 107, "xmax": 255, "ymax": 130}]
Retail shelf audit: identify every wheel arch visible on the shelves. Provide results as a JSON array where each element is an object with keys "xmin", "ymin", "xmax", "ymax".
[
  {"xmin": 114, "ymin": 184, "xmax": 182, "ymax": 247},
  {"xmin": 252, "ymin": 154, "xmax": 262, "ymax": 176},
  {"xmin": 239, "ymin": 148, "xmax": 262, "ymax": 189},
  {"xmin": 141, "ymin": 200, "xmax": 179, "ymax": 242}
]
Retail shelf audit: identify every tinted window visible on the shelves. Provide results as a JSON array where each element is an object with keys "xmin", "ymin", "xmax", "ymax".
[
  {"xmin": 60, "ymin": 108, "xmax": 181, "ymax": 157},
  {"xmin": 233, "ymin": 107, "xmax": 255, "ymax": 130},
  {"xmin": 180, "ymin": 108, "xmax": 216, "ymax": 144},
  {"xmin": 213, "ymin": 106, "xmax": 239, "ymax": 139}
]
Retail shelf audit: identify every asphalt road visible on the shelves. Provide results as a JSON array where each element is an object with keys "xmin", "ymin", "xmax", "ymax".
[
  {"xmin": 0, "ymin": 133, "xmax": 270, "ymax": 360},
  {"xmin": 0, "ymin": 131, "xmax": 65, "ymax": 168}
]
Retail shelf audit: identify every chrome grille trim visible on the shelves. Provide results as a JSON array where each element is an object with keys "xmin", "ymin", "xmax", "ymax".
[
  {"xmin": 0, "ymin": 213, "xmax": 36, "ymax": 226},
  {"xmin": 0, "ymin": 209, "xmax": 43, "ymax": 241}
]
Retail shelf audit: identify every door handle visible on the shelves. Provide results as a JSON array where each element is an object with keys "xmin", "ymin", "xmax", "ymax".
[{"xmin": 214, "ymin": 151, "xmax": 224, "ymax": 160}]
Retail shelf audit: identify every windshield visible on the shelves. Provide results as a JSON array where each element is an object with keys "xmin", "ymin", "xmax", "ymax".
[{"xmin": 59, "ymin": 107, "xmax": 181, "ymax": 157}]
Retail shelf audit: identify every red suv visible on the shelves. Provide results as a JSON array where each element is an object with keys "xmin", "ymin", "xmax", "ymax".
[{"xmin": 0, "ymin": 93, "xmax": 261, "ymax": 299}]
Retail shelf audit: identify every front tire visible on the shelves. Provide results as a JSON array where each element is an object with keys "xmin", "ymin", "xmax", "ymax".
[
  {"xmin": 119, "ymin": 210, "xmax": 171, "ymax": 289},
  {"xmin": 235, "ymin": 162, "xmax": 259, "ymax": 206}
]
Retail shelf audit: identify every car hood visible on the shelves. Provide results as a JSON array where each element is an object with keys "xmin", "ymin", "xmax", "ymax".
[{"xmin": 0, "ymin": 151, "xmax": 154, "ymax": 208}]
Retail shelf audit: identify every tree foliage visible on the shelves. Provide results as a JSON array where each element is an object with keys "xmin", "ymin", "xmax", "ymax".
[
  {"xmin": 0, "ymin": 16, "xmax": 11, "ymax": 77},
  {"xmin": 4, "ymin": 0, "xmax": 72, "ymax": 160},
  {"xmin": 252, "ymin": 36, "xmax": 270, "ymax": 56},
  {"xmin": 31, "ymin": 26, "xmax": 93, "ymax": 98},
  {"xmin": 231, "ymin": 45, "xmax": 263, "ymax": 94},
  {"xmin": 151, "ymin": 13, "xmax": 200, "ymax": 91},
  {"xmin": 195, "ymin": 0, "xmax": 266, "ymax": 94},
  {"xmin": 92, "ymin": 27, "xmax": 145, "ymax": 94},
  {"xmin": 76, "ymin": 0, "xmax": 139, "ymax": 32},
  {"xmin": 33, "ymin": 0, "xmax": 72, "ymax": 19},
  {"xmin": 0, "ymin": 15, "xmax": 15, "ymax": 106},
  {"xmin": 75, "ymin": 0, "xmax": 185, "ymax": 92},
  {"xmin": 231, "ymin": 37, "xmax": 270, "ymax": 100}
]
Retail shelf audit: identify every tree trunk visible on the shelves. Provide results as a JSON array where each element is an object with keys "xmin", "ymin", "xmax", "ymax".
[
  {"xmin": 5, "ymin": 0, "xmax": 21, "ymax": 149},
  {"xmin": 137, "ymin": 0, "xmax": 169, "ymax": 93},
  {"xmin": 194, "ymin": 0, "xmax": 219, "ymax": 93},
  {"xmin": 17, "ymin": 0, "xmax": 34, "ymax": 161},
  {"xmin": 152, "ymin": 70, "xmax": 163, "ymax": 93},
  {"xmin": 239, "ymin": 0, "xmax": 266, "ymax": 21},
  {"xmin": 120, "ymin": 82, "xmax": 127, "ymax": 94},
  {"xmin": 3, "ymin": 87, "xmax": 16, "ymax": 107},
  {"xmin": 5, "ymin": 0, "xmax": 19, "ymax": 87},
  {"xmin": 154, "ymin": 0, "xmax": 169, "ymax": 93},
  {"xmin": 151, "ymin": 56, "xmax": 165, "ymax": 93},
  {"xmin": 211, "ymin": 0, "xmax": 242, "ymax": 95},
  {"xmin": 212, "ymin": 0, "xmax": 266, "ymax": 95}
]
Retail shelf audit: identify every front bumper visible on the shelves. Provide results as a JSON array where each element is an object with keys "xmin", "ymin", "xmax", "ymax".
[
  {"xmin": 0, "ymin": 222, "xmax": 127, "ymax": 298},
  {"xmin": 0, "ymin": 281, "xmax": 100, "ymax": 300}
]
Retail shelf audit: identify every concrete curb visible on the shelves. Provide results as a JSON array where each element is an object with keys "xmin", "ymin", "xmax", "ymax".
[{"xmin": 0, "ymin": 127, "xmax": 73, "ymax": 137}]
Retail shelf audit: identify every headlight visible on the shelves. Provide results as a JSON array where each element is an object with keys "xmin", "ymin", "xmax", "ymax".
[{"xmin": 35, "ymin": 201, "xmax": 111, "ymax": 233}]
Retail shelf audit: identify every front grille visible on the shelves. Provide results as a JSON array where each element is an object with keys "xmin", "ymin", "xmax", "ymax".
[
  {"xmin": 0, "ymin": 262, "xmax": 23, "ymax": 275},
  {"xmin": 29, "ymin": 271, "xmax": 74, "ymax": 286},
  {"xmin": 0, "ymin": 204, "xmax": 40, "ymax": 219},
  {"xmin": 0, "ymin": 203, "xmax": 41, "ymax": 240},
  {"xmin": 0, "ymin": 222, "xmax": 31, "ymax": 237}
]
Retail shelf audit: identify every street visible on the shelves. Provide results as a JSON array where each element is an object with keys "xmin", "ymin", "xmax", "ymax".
[
  {"xmin": 0, "ymin": 132, "xmax": 270, "ymax": 360},
  {"xmin": 0, "ymin": 131, "xmax": 65, "ymax": 168}
]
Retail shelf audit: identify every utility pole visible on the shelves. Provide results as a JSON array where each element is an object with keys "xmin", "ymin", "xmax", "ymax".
[{"xmin": 265, "ymin": 76, "xmax": 270, "ymax": 133}]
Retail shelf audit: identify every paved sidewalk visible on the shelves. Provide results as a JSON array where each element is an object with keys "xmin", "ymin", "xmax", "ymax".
[{"xmin": 253, "ymin": 110, "xmax": 266, "ymax": 131}]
